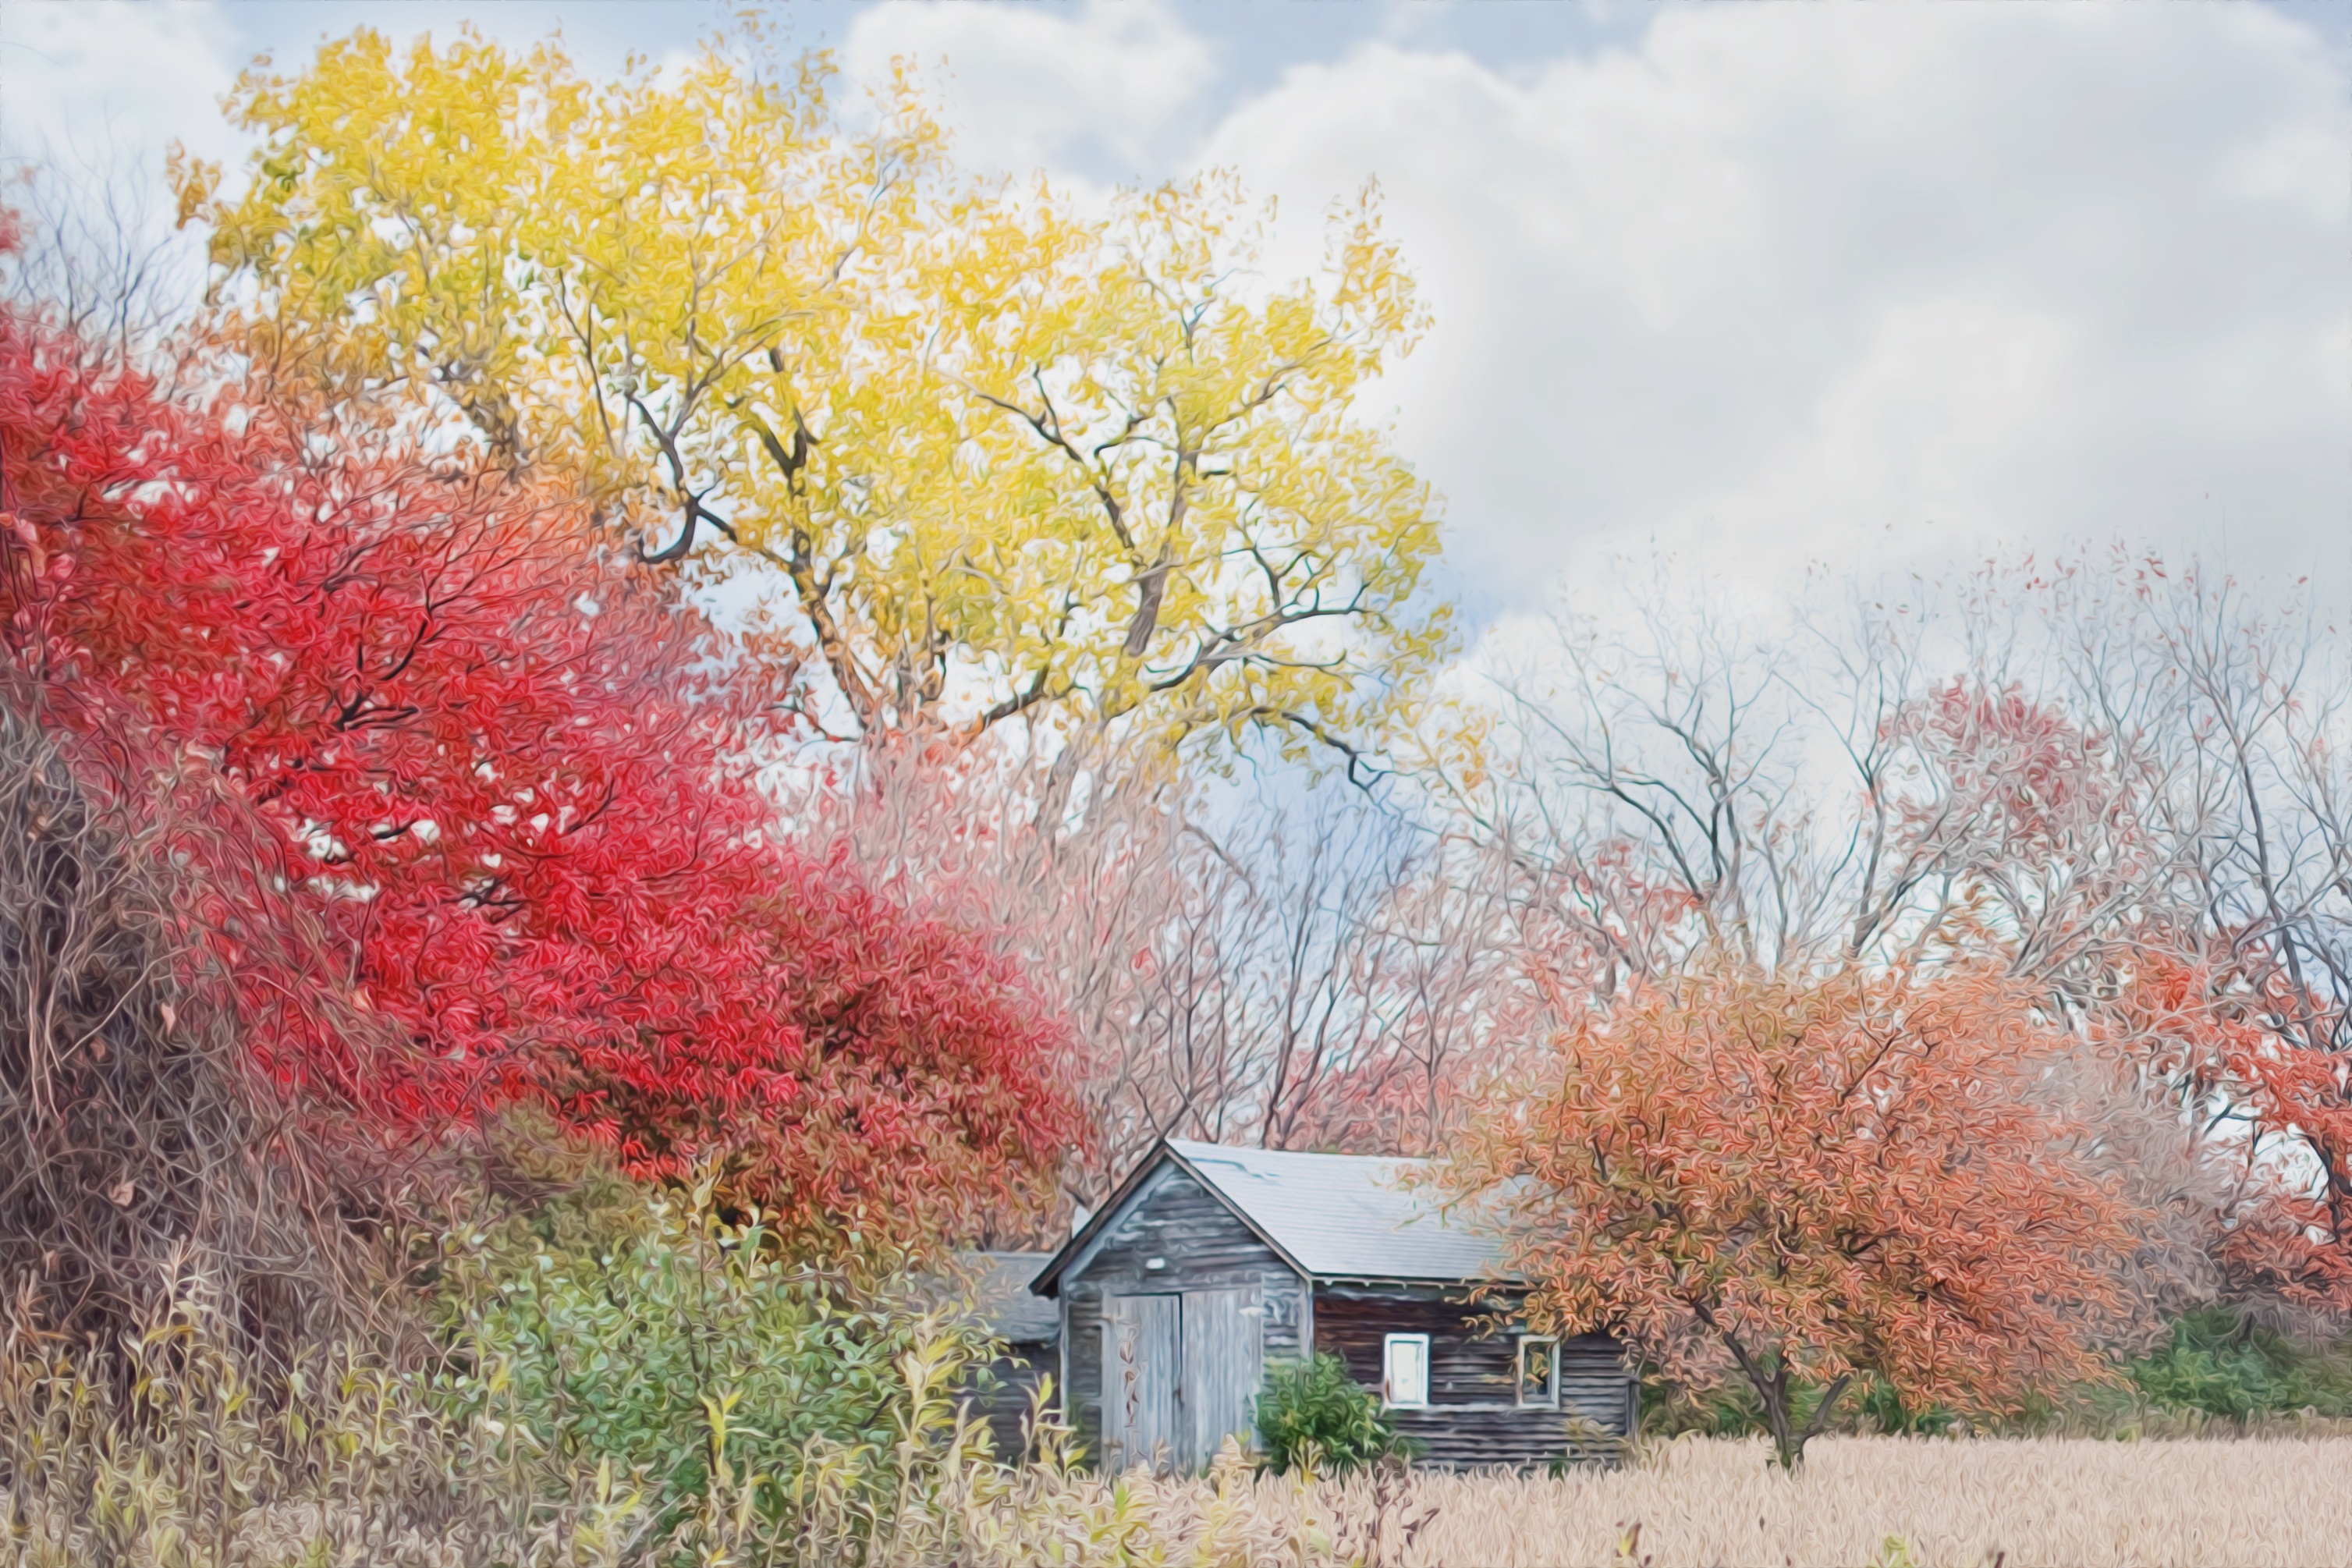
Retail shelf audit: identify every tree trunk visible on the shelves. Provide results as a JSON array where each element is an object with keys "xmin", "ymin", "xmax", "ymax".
[
  {"xmin": 1751, "ymin": 1369, "xmax": 1854, "ymax": 1471},
  {"xmin": 1714, "ymin": 1321, "xmax": 1853, "ymax": 1471}
]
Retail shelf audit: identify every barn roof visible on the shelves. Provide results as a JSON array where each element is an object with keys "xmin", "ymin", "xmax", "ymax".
[
  {"xmin": 915, "ymin": 1252, "xmax": 1061, "ymax": 1342},
  {"xmin": 1029, "ymin": 1138, "xmax": 1520, "ymax": 1297},
  {"xmin": 964, "ymin": 1251, "xmax": 1062, "ymax": 1341}
]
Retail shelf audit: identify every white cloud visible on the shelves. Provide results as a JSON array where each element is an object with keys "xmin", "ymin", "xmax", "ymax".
[
  {"xmin": 12, "ymin": 0, "xmax": 2343, "ymax": 629},
  {"xmin": 1, "ymin": 2, "xmax": 247, "ymax": 319},
  {"xmin": 2, "ymin": 1, "xmax": 246, "ymax": 169},
  {"xmin": 1195, "ymin": 3, "xmax": 2351, "ymax": 609},
  {"xmin": 843, "ymin": 0, "xmax": 1216, "ymax": 182}
]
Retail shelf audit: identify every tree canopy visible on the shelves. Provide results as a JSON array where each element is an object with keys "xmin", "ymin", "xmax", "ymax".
[
  {"xmin": 0, "ymin": 298, "xmax": 1077, "ymax": 1255},
  {"xmin": 1451, "ymin": 962, "xmax": 2134, "ymax": 1467},
  {"xmin": 182, "ymin": 29, "xmax": 1451, "ymax": 766}
]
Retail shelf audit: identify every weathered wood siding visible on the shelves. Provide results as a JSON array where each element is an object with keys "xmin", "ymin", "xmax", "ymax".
[
  {"xmin": 966, "ymin": 1340, "xmax": 1055, "ymax": 1460},
  {"xmin": 1183, "ymin": 1287, "xmax": 1264, "ymax": 1465},
  {"xmin": 1061, "ymin": 1162, "xmax": 1310, "ymax": 1471},
  {"xmin": 1315, "ymin": 1282, "xmax": 1635, "ymax": 1468},
  {"xmin": 1104, "ymin": 1292, "xmax": 1183, "ymax": 1470}
]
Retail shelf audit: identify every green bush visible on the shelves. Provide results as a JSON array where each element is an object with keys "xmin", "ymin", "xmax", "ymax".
[
  {"xmin": 2125, "ymin": 1307, "xmax": 2352, "ymax": 1421},
  {"xmin": 1637, "ymin": 1309, "xmax": 2352, "ymax": 1441},
  {"xmin": 422, "ymin": 1176, "xmax": 992, "ymax": 1548},
  {"xmin": 1853, "ymin": 1376, "xmax": 1959, "ymax": 1436},
  {"xmin": 1254, "ymin": 1351, "xmax": 1416, "ymax": 1476},
  {"xmin": 1640, "ymin": 1368, "xmax": 1955, "ymax": 1439}
]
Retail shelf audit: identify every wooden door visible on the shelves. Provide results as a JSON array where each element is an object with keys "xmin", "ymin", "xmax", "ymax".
[
  {"xmin": 1182, "ymin": 1287, "xmax": 1263, "ymax": 1470},
  {"xmin": 1104, "ymin": 1293, "xmax": 1181, "ymax": 1473}
]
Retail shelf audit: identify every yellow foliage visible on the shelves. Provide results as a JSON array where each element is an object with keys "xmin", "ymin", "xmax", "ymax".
[{"xmin": 190, "ymin": 27, "xmax": 1453, "ymax": 764}]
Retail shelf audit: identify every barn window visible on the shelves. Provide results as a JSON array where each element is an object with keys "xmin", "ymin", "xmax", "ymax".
[
  {"xmin": 1517, "ymin": 1336, "xmax": 1559, "ymax": 1407},
  {"xmin": 1382, "ymin": 1333, "xmax": 1429, "ymax": 1408}
]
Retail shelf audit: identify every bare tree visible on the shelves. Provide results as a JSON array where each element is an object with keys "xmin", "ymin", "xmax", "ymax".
[
  {"xmin": 1448, "ymin": 566, "xmax": 2184, "ymax": 992},
  {"xmin": 2045, "ymin": 563, "xmax": 2352, "ymax": 1314},
  {"xmin": 784, "ymin": 731, "xmax": 1523, "ymax": 1211},
  {"xmin": 2, "ymin": 140, "xmax": 204, "ymax": 371},
  {"xmin": 1133, "ymin": 796, "xmax": 1517, "ymax": 1160},
  {"xmin": 1444, "ymin": 555, "xmax": 2346, "ymax": 1325}
]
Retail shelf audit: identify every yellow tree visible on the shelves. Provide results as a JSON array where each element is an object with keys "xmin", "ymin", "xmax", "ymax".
[{"xmin": 186, "ymin": 28, "xmax": 1451, "ymax": 765}]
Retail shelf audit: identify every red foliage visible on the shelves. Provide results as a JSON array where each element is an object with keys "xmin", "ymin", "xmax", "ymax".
[
  {"xmin": 2103, "ymin": 948, "xmax": 2352, "ymax": 1312},
  {"xmin": 2227, "ymin": 1041, "xmax": 2352, "ymax": 1311},
  {"xmin": 0, "ymin": 305, "xmax": 1076, "ymax": 1250},
  {"xmin": 1901, "ymin": 680, "xmax": 2116, "ymax": 867},
  {"xmin": 1453, "ymin": 961, "xmax": 2134, "ymax": 1467}
]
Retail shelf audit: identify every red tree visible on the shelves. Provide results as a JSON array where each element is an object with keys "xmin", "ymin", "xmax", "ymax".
[
  {"xmin": 0, "ymin": 302, "xmax": 1076, "ymax": 1251},
  {"xmin": 2101, "ymin": 945, "xmax": 2352, "ymax": 1314},
  {"xmin": 1451, "ymin": 961, "xmax": 2134, "ymax": 1468}
]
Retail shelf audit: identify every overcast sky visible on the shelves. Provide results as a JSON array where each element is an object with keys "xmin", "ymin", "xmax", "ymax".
[{"xmin": 5, "ymin": 0, "xmax": 2347, "ymax": 633}]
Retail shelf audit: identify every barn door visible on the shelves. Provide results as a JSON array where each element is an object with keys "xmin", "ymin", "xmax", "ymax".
[
  {"xmin": 1104, "ymin": 1293, "xmax": 1181, "ymax": 1473},
  {"xmin": 1182, "ymin": 1287, "xmax": 1263, "ymax": 1470}
]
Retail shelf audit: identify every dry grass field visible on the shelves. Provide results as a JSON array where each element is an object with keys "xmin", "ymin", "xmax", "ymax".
[
  {"xmin": 9, "ymin": 1424, "xmax": 2350, "ymax": 1566},
  {"xmin": 1191, "ymin": 1434, "xmax": 2352, "ymax": 1568},
  {"xmin": 8, "ymin": 1325, "xmax": 2347, "ymax": 1568}
]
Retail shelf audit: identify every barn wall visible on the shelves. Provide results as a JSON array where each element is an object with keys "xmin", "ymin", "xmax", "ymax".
[
  {"xmin": 966, "ymin": 1340, "xmax": 1055, "ymax": 1461},
  {"xmin": 1060, "ymin": 1161, "xmax": 1310, "ymax": 1469},
  {"xmin": 1314, "ymin": 1282, "xmax": 1634, "ymax": 1468}
]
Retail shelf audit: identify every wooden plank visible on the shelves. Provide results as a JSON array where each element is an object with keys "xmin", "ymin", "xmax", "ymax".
[
  {"xmin": 1314, "ymin": 1286, "xmax": 1521, "ymax": 1405},
  {"xmin": 962, "ymin": 1343, "xmax": 1053, "ymax": 1461},
  {"xmin": 1560, "ymin": 1339, "xmax": 1639, "ymax": 1434},
  {"xmin": 1312, "ymin": 1282, "xmax": 1636, "ymax": 1468},
  {"xmin": 1182, "ymin": 1286, "xmax": 1263, "ymax": 1467},
  {"xmin": 1104, "ymin": 1292, "xmax": 1181, "ymax": 1473}
]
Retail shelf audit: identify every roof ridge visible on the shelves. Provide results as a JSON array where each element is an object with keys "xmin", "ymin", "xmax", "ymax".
[
  {"xmin": 1165, "ymin": 1137, "xmax": 1435, "ymax": 1167},
  {"xmin": 1165, "ymin": 1138, "xmax": 1515, "ymax": 1284},
  {"xmin": 1034, "ymin": 1137, "xmax": 1518, "ymax": 1296}
]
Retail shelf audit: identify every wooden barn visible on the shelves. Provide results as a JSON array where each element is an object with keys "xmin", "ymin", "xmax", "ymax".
[{"xmin": 1027, "ymin": 1138, "xmax": 1637, "ymax": 1473}]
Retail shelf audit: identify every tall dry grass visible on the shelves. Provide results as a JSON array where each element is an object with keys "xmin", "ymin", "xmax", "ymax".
[
  {"xmin": 1202, "ymin": 1432, "xmax": 2352, "ymax": 1568},
  {"xmin": 6, "ymin": 1317, "xmax": 2349, "ymax": 1568}
]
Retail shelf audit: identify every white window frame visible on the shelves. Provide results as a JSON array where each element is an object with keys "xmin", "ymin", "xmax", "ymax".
[
  {"xmin": 1382, "ymin": 1332, "xmax": 1430, "ymax": 1409},
  {"xmin": 1517, "ymin": 1335, "xmax": 1560, "ymax": 1409}
]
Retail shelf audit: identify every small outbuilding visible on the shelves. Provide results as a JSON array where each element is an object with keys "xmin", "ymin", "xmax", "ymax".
[{"xmin": 1027, "ymin": 1138, "xmax": 1637, "ymax": 1472}]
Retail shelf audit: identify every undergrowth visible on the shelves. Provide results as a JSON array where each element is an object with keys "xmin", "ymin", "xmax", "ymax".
[
  {"xmin": 1637, "ymin": 1305, "xmax": 2352, "ymax": 1444},
  {"xmin": 2120, "ymin": 1307, "xmax": 2352, "ymax": 1421},
  {"xmin": 0, "ymin": 1183, "xmax": 1361, "ymax": 1567},
  {"xmin": 1256, "ymin": 1351, "xmax": 1419, "ymax": 1478}
]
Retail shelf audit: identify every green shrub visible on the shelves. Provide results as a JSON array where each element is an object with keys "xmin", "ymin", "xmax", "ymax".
[
  {"xmin": 1254, "ymin": 1351, "xmax": 1415, "ymax": 1476},
  {"xmin": 423, "ymin": 1178, "xmax": 992, "ymax": 1548},
  {"xmin": 1640, "ymin": 1368, "xmax": 1955, "ymax": 1439},
  {"xmin": 2125, "ymin": 1307, "xmax": 2352, "ymax": 1421},
  {"xmin": 1854, "ymin": 1375, "xmax": 1959, "ymax": 1436},
  {"xmin": 1639, "ymin": 1310, "xmax": 2352, "ymax": 1441}
]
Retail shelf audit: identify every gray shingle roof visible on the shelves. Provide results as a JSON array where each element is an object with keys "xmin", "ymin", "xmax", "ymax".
[{"xmin": 1162, "ymin": 1139, "xmax": 1520, "ymax": 1283}]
